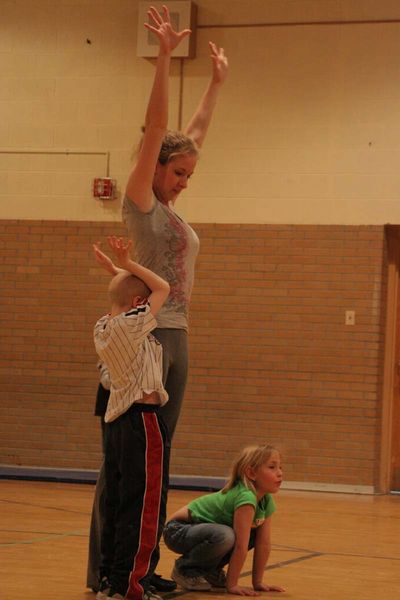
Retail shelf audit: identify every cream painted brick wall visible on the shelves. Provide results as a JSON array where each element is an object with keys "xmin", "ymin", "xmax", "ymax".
[{"xmin": 2, "ymin": 0, "xmax": 400, "ymax": 223}]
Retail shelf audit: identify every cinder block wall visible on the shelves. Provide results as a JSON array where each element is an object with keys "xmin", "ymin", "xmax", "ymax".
[{"xmin": 0, "ymin": 220, "xmax": 386, "ymax": 488}]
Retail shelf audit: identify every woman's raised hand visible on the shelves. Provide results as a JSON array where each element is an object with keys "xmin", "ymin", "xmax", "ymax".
[
  {"xmin": 145, "ymin": 5, "xmax": 191, "ymax": 54},
  {"xmin": 209, "ymin": 41, "xmax": 228, "ymax": 85}
]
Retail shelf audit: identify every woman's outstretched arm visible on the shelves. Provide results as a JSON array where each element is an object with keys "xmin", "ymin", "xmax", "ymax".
[
  {"xmin": 184, "ymin": 41, "xmax": 228, "ymax": 148},
  {"xmin": 125, "ymin": 5, "xmax": 191, "ymax": 212}
]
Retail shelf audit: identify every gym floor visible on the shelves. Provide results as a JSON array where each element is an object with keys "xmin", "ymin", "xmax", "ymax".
[{"xmin": 1, "ymin": 480, "xmax": 399, "ymax": 600}]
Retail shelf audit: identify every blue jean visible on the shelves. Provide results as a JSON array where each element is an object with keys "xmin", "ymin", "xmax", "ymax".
[{"xmin": 163, "ymin": 520, "xmax": 236, "ymax": 576}]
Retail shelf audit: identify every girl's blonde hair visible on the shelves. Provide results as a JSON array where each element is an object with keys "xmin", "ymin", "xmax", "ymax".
[{"xmin": 221, "ymin": 444, "xmax": 278, "ymax": 495}]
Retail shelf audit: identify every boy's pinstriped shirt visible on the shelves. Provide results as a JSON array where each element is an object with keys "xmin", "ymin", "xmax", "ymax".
[{"xmin": 93, "ymin": 303, "xmax": 168, "ymax": 423}]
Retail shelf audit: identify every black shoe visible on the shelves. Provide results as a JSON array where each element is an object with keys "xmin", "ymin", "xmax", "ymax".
[
  {"xmin": 150, "ymin": 573, "xmax": 177, "ymax": 592},
  {"xmin": 96, "ymin": 576, "xmax": 111, "ymax": 599}
]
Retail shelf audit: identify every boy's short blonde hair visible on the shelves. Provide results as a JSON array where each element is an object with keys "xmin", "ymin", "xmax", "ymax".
[{"xmin": 108, "ymin": 271, "xmax": 150, "ymax": 308}]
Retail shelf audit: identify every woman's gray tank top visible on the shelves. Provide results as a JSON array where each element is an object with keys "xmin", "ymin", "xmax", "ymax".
[{"xmin": 122, "ymin": 194, "xmax": 200, "ymax": 331}]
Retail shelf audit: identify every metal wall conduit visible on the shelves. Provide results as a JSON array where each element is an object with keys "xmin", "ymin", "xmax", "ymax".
[{"xmin": 0, "ymin": 150, "xmax": 111, "ymax": 177}]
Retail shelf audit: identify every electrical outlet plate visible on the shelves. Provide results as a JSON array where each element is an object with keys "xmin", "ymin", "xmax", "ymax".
[{"xmin": 345, "ymin": 310, "xmax": 355, "ymax": 326}]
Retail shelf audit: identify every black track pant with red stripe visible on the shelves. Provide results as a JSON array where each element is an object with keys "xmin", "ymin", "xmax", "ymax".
[{"xmin": 101, "ymin": 403, "xmax": 170, "ymax": 599}]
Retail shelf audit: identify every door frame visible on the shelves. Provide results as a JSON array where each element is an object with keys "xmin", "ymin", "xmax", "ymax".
[{"xmin": 379, "ymin": 225, "xmax": 400, "ymax": 493}]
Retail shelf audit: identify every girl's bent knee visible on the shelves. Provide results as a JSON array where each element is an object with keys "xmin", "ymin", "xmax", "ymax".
[
  {"xmin": 163, "ymin": 520, "xmax": 188, "ymax": 552},
  {"xmin": 212, "ymin": 525, "xmax": 235, "ymax": 551}
]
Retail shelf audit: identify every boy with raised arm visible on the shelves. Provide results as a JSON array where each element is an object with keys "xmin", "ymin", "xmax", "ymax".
[{"xmin": 93, "ymin": 236, "xmax": 170, "ymax": 600}]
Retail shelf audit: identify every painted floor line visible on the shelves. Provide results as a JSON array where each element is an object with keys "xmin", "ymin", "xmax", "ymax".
[
  {"xmin": 0, "ymin": 498, "xmax": 90, "ymax": 516},
  {"xmin": 0, "ymin": 529, "xmax": 87, "ymax": 547},
  {"xmin": 242, "ymin": 551, "xmax": 323, "ymax": 576}
]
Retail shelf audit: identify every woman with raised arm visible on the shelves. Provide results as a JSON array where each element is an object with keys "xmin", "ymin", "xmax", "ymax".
[
  {"xmin": 87, "ymin": 5, "xmax": 228, "ymax": 595},
  {"xmin": 122, "ymin": 6, "xmax": 228, "ymax": 443}
]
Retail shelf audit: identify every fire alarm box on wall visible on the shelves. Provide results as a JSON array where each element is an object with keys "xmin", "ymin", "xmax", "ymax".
[
  {"xmin": 93, "ymin": 177, "xmax": 116, "ymax": 200},
  {"xmin": 137, "ymin": 1, "xmax": 197, "ymax": 58}
]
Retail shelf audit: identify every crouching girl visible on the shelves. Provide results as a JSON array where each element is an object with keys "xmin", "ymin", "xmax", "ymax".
[{"xmin": 163, "ymin": 445, "xmax": 285, "ymax": 596}]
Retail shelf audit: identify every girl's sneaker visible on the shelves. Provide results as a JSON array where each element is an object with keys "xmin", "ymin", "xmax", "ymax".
[
  {"xmin": 171, "ymin": 565, "xmax": 212, "ymax": 591},
  {"xmin": 205, "ymin": 569, "xmax": 227, "ymax": 588}
]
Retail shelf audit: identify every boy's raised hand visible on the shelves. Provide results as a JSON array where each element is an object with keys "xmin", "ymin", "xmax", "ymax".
[
  {"xmin": 145, "ymin": 4, "xmax": 191, "ymax": 54},
  {"xmin": 107, "ymin": 236, "xmax": 133, "ymax": 268},
  {"xmin": 93, "ymin": 242, "xmax": 120, "ymax": 275}
]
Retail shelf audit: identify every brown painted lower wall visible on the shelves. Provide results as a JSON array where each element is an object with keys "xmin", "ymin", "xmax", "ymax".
[{"xmin": 0, "ymin": 220, "xmax": 386, "ymax": 489}]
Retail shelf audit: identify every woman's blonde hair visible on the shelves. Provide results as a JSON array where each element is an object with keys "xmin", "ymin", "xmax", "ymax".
[
  {"xmin": 221, "ymin": 444, "xmax": 279, "ymax": 495},
  {"xmin": 157, "ymin": 130, "xmax": 199, "ymax": 164},
  {"xmin": 133, "ymin": 128, "xmax": 199, "ymax": 164}
]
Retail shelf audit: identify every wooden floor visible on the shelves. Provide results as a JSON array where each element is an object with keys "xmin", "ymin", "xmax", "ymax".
[{"xmin": 1, "ymin": 479, "xmax": 399, "ymax": 600}]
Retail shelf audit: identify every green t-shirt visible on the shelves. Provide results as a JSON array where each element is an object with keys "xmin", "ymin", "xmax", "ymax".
[{"xmin": 188, "ymin": 482, "xmax": 276, "ymax": 529}]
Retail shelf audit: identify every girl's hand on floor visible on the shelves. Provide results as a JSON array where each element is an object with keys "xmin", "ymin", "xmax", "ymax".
[
  {"xmin": 254, "ymin": 582, "xmax": 286, "ymax": 592},
  {"xmin": 227, "ymin": 585, "xmax": 259, "ymax": 596}
]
